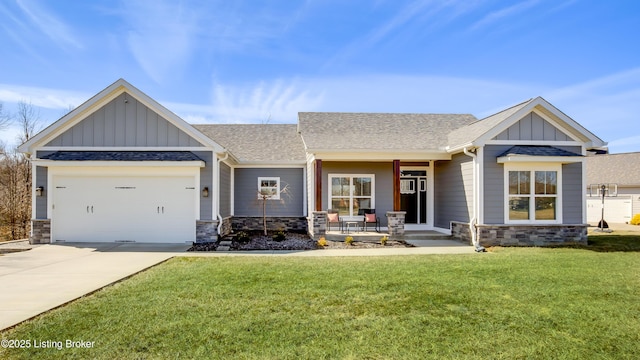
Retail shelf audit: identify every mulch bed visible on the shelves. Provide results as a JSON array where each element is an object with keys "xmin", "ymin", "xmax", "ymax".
[{"xmin": 187, "ymin": 231, "xmax": 413, "ymax": 251}]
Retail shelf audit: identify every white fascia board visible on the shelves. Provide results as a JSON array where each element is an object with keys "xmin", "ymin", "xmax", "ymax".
[
  {"xmin": 309, "ymin": 150, "xmax": 452, "ymax": 161},
  {"xmin": 32, "ymin": 160, "xmax": 206, "ymax": 168},
  {"xmin": 485, "ymin": 140, "xmax": 584, "ymax": 146},
  {"xmin": 233, "ymin": 163, "xmax": 306, "ymax": 168},
  {"xmin": 497, "ymin": 155, "xmax": 583, "ymax": 164},
  {"xmin": 38, "ymin": 146, "xmax": 210, "ymax": 152}
]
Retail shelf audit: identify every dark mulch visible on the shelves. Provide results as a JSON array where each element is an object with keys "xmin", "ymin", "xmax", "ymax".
[{"xmin": 188, "ymin": 230, "xmax": 413, "ymax": 251}]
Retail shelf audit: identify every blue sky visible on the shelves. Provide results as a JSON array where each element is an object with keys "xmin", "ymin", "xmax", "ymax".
[{"xmin": 1, "ymin": 0, "xmax": 639, "ymax": 153}]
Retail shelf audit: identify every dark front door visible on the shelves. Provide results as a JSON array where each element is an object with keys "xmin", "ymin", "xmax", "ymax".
[{"xmin": 400, "ymin": 173, "xmax": 427, "ymax": 224}]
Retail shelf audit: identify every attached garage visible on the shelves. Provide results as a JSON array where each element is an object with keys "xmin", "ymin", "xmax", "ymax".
[
  {"xmin": 586, "ymin": 197, "xmax": 632, "ymax": 225},
  {"xmin": 47, "ymin": 162, "xmax": 202, "ymax": 244}
]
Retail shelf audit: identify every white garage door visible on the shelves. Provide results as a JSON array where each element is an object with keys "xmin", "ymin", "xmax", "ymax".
[
  {"xmin": 52, "ymin": 174, "xmax": 197, "ymax": 243},
  {"xmin": 586, "ymin": 197, "xmax": 632, "ymax": 224}
]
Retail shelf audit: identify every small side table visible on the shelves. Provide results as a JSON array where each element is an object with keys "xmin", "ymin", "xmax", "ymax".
[{"xmin": 344, "ymin": 221, "xmax": 359, "ymax": 234}]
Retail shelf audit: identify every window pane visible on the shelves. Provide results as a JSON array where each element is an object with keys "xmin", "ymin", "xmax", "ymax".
[
  {"xmin": 353, "ymin": 177, "xmax": 372, "ymax": 196},
  {"xmin": 535, "ymin": 197, "xmax": 556, "ymax": 220},
  {"xmin": 509, "ymin": 197, "xmax": 529, "ymax": 220},
  {"xmin": 354, "ymin": 198, "xmax": 371, "ymax": 214},
  {"xmin": 535, "ymin": 171, "xmax": 557, "ymax": 195},
  {"xmin": 331, "ymin": 177, "xmax": 350, "ymax": 196},
  {"xmin": 331, "ymin": 199, "xmax": 350, "ymax": 216},
  {"xmin": 509, "ymin": 171, "xmax": 530, "ymax": 194}
]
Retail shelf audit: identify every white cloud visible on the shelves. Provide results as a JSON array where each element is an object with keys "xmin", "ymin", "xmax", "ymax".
[
  {"xmin": 15, "ymin": 0, "xmax": 82, "ymax": 49},
  {"xmin": 0, "ymin": 84, "xmax": 87, "ymax": 110},
  {"xmin": 470, "ymin": 0, "xmax": 541, "ymax": 30}
]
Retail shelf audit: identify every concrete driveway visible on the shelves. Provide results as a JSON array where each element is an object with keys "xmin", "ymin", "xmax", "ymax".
[{"xmin": 0, "ymin": 243, "xmax": 189, "ymax": 331}]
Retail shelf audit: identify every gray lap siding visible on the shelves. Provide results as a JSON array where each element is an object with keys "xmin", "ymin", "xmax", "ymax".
[
  {"xmin": 234, "ymin": 168, "xmax": 304, "ymax": 217},
  {"xmin": 434, "ymin": 154, "xmax": 473, "ymax": 229}
]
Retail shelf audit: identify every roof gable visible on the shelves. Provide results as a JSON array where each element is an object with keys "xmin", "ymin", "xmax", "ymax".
[
  {"xmin": 447, "ymin": 97, "xmax": 606, "ymax": 152},
  {"xmin": 45, "ymin": 92, "xmax": 203, "ymax": 148},
  {"xmin": 19, "ymin": 79, "xmax": 223, "ymax": 154}
]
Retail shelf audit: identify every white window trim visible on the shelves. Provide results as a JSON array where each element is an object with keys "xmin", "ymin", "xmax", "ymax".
[
  {"xmin": 503, "ymin": 163, "xmax": 563, "ymax": 224},
  {"xmin": 328, "ymin": 174, "xmax": 375, "ymax": 219},
  {"xmin": 258, "ymin": 177, "xmax": 280, "ymax": 200}
]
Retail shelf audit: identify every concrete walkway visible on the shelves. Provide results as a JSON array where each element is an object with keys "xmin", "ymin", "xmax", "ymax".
[{"xmin": 0, "ymin": 240, "xmax": 474, "ymax": 331}]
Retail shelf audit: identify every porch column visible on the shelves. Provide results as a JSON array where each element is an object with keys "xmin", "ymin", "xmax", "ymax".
[
  {"xmin": 315, "ymin": 159, "xmax": 322, "ymax": 211},
  {"xmin": 393, "ymin": 160, "xmax": 401, "ymax": 211}
]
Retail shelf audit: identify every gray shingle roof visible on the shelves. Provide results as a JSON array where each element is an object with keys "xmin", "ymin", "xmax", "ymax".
[
  {"xmin": 447, "ymin": 98, "xmax": 534, "ymax": 149},
  {"xmin": 193, "ymin": 124, "xmax": 306, "ymax": 163},
  {"xmin": 497, "ymin": 145, "xmax": 582, "ymax": 158},
  {"xmin": 297, "ymin": 112, "xmax": 477, "ymax": 151},
  {"xmin": 40, "ymin": 151, "xmax": 203, "ymax": 161},
  {"xmin": 586, "ymin": 152, "xmax": 640, "ymax": 186}
]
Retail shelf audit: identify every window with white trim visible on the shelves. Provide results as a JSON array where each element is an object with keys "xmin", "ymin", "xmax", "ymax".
[
  {"xmin": 258, "ymin": 177, "xmax": 280, "ymax": 200},
  {"xmin": 329, "ymin": 174, "xmax": 374, "ymax": 217},
  {"xmin": 505, "ymin": 164, "xmax": 561, "ymax": 223}
]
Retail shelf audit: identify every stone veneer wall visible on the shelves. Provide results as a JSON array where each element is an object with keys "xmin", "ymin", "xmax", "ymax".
[
  {"xmin": 219, "ymin": 216, "xmax": 233, "ymax": 237},
  {"xmin": 475, "ymin": 224, "xmax": 588, "ymax": 247},
  {"xmin": 310, "ymin": 211, "xmax": 327, "ymax": 239},
  {"xmin": 30, "ymin": 219, "xmax": 51, "ymax": 244},
  {"xmin": 231, "ymin": 216, "xmax": 308, "ymax": 233},
  {"xmin": 451, "ymin": 221, "xmax": 472, "ymax": 245},
  {"xmin": 386, "ymin": 211, "xmax": 406, "ymax": 236},
  {"xmin": 196, "ymin": 220, "xmax": 218, "ymax": 243}
]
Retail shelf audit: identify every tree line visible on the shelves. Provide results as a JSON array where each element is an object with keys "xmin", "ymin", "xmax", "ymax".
[{"xmin": 0, "ymin": 102, "xmax": 40, "ymax": 241}]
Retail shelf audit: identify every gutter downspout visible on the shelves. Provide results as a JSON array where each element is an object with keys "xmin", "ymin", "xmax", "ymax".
[
  {"xmin": 216, "ymin": 151, "xmax": 229, "ymax": 237},
  {"xmin": 463, "ymin": 147, "xmax": 486, "ymax": 252}
]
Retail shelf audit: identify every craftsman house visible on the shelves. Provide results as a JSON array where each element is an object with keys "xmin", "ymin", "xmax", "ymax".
[{"xmin": 19, "ymin": 79, "xmax": 606, "ymax": 248}]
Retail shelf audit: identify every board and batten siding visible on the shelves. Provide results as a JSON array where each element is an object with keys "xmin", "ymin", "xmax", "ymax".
[
  {"xmin": 219, "ymin": 162, "xmax": 231, "ymax": 218},
  {"xmin": 45, "ymin": 92, "xmax": 202, "ymax": 147},
  {"xmin": 234, "ymin": 168, "xmax": 304, "ymax": 217},
  {"xmin": 494, "ymin": 112, "xmax": 571, "ymax": 141},
  {"xmin": 320, "ymin": 162, "xmax": 393, "ymax": 227},
  {"xmin": 434, "ymin": 154, "xmax": 473, "ymax": 228}
]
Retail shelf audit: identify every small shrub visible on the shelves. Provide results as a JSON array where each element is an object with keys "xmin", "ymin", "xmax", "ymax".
[
  {"xmin": 345, "ymin": 235, "xmax": 354, "ymax": 246},
  {"xmin": 631, "ymin": 214, "xmax": 640, "ymax": 226},
  {"xmin": 380, "ymin": 235, "xmax": 388, "ymax": 246},
  {"xmin": 235, "ymin": 231, "xmax": 251, "ymax": 243},
  {"xmin": 317, "ymin": 236, "xmax": 327, "ymax": 247},
  {"xmin": 272, "ymin": 230, "xmax": 286, "ymax": 242}
]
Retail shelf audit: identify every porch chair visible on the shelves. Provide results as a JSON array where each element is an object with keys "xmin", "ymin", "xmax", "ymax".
[
  {"xmin": 327, "ymin": 209, "xmax": 342, "ymax": 232},
  {"xmin": 358, "ymin": 208, "xmax": 380, "ymax": 232}
]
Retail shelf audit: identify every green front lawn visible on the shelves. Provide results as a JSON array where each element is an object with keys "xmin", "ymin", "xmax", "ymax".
[{"xmin": 2, "ymin": 249, "xmax": 639, "ymax": 359}]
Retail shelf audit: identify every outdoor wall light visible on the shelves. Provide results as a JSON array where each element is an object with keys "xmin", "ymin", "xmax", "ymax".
[
  {"xmin": 35, "ymin": 186, "xmax": 44, "ymax": 197},
  {"xmin": 202, "ymin": 187, "xmax": 209, "ymax": 198}
]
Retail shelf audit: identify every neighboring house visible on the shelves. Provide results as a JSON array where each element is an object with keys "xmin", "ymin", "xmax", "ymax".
[
  {"xmin": 19, "ymin": 79, "xmax": 607, "ymax": 248},
  {"xmin": 586, "ymin": 152, "xmax": 640, "ymax": 224}
]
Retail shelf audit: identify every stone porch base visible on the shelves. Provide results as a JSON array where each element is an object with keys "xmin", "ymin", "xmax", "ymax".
[{"xmin": 451, "ymin": 221, "xmax": 588, "ymax": 247}]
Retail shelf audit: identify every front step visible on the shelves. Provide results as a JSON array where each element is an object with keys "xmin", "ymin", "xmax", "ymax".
[
  {"xmin": 324, "ymin": 231, "xmax": 452, "ymax": 243},
  {"xmin": 216, "ymin": 240, "xmax": 233, "ymax": 251}
]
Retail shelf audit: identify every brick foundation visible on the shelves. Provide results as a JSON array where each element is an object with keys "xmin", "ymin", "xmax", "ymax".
[{"xmin": 30, "ymin": 219, "xmax": 51, "ymax": 244}]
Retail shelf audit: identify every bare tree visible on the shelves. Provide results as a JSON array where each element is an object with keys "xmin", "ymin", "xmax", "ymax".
[
  {"xmin": 15, "ymin": 100, "xmax": 41, "ymax": 145},
  {"xmin": 0, "ymin": 101, "xmax": 41, "ymax": 241},
  {"xmin": 257, "ymin": 183, "xmax": 290, "ymax": 236},
  {"xmin": 0, "ymin": 103, "xmax": 10, "ymax": 131}
]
